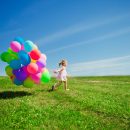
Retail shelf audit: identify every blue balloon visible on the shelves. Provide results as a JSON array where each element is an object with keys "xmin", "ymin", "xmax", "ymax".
[
  {"xmin": 10, "ymin": 60, "xmax": 21, "ymax": 69},
  {"xmin": 14, "ymin": 78, "xmax": 23, "ymax": 86},
  {"xmin": 24, "ymin": 40, "xmax": 34, "ymax": 52},
  {"xmin": 18, "ymin": 50, "xmax": 31, "ymax": 66},
  {"xmin": 14, "ymin": 37, "xmax": 25, "ymax": 45}
]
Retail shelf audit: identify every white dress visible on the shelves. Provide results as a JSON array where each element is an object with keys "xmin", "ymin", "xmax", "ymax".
[{"xmin": 56, "ymin": 66, "xmax": 67, "ymax": 81}]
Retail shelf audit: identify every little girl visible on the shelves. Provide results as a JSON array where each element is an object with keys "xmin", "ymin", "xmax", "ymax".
[{"xmin": 51, "ymin": 59, "xmax": 69, "ymax": 91}]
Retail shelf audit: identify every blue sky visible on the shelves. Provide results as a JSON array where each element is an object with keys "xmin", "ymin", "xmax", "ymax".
[{"xmin": 0, "ymin": 0, "xmax": 130, "ymax": 76}]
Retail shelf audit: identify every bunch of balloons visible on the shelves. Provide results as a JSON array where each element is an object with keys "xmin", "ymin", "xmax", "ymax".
[{"xmin": 0, "ymin": 37, "xmax": 51, "ymax": 87}]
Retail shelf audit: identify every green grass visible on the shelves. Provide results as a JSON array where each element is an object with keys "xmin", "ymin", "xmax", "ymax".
[{"xmin": 0, "ymin": 76, "xmax": 130, "ymax": 130}]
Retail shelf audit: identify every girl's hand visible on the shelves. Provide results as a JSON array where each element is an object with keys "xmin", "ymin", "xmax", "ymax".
[{"xmin": 53, "ymin": 70, "xmax": 58, "ymax": 73}]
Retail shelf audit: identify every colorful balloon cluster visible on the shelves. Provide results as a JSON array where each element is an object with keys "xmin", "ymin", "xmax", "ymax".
[{"xmin": 0, "ymin": 37, "xmax": 51, "ymax": 87}]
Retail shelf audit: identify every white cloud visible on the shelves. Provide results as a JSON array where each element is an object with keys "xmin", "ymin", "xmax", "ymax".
[
  {"xmin": 36, "ymin": 14, "xmax": 130, "ymax": 44},
  {"xmin": 68, "ymin": 55, "xmax": 130, "ymax": 76},
  {"xmin": 46, "ymin": 27, "xmax": 130, "ymax": 54}
]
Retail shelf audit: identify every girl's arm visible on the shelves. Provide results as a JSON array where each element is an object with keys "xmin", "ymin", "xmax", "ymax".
[
  {"xmin": 58, "ymin": 66, "xmax": 65, "ymax": 73},
  {"xmin": 53, "ymin": 67, "xmax": 64, "ymax": 73}
]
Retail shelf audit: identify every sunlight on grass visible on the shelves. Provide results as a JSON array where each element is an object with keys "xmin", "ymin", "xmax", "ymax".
[{"xmin": 0, "ymin": 76, "xmax": 130, "ymax": 129}]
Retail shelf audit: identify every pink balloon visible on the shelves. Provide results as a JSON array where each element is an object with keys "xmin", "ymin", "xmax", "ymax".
[
  {"xmin": 31, "ymin": 73, "xmax": 41, "ymax": 84},
  {"xmin": 27, "ymin": 63, "xmax": 38, "ymax": 74},
  {"xmin": 10, "ymin": 41, "xmax": 21, "ymax": 52},
  {"xmin": 42, "ymin": 68, "xmax": 47, "ymax": 73},
  {"xmin": 21, "ymin": 45, "xmax": 24, "ymax": 50},
  {"xmin": 37, "ymin": 66, "xmax": 43, "ymax": 73},
  {"xmin": 41, "ymin": 54, "xmax": 47, "ymax": 61}
]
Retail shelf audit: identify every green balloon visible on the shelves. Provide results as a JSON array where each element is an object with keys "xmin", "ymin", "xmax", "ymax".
[
  {"xmin": 23, "ymin": 77, "xmax": 34, "ymax": 88},
  {"xmin": 5, "ymin": 65, "xmax": 13, "ymax": 76},
  {"xmin": 0, "ymin": 52, "xmax": 11, "ymax": 62},
  {"xmin": 8, "ymin": 48, "xmax": 13, "ymax": 53},
  {"xmin": 0, "ymin": 51, "xmax": 18, "ymax": 63},
  {"xmin": 41, "ymin": 70, "xmax": 51, "ymax": 83},
  {"xmin": 8, "ymin": 48, "xmax": 18, "ymax": 59}
]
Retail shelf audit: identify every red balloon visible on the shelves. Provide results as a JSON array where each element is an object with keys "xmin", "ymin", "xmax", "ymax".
[
  {"xmin": 27, "ymin": 63, "xmax": 38, "ymax": 74},
  {"xmin": 30, "ymin": 49, "xmax": 41, "ymax": 60}
]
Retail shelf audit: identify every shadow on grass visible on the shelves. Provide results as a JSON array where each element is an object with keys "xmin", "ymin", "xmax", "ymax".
[
  {"xmin": 36, "ymin": 87, "xmax": 53, "ymax": 92},
  {"xmin": 0, "ymin": 91, "xmax": 32, "ymax": 99}
]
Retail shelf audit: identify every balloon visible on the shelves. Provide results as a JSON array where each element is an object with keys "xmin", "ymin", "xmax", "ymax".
[
  {"xmin": 31, "ymin": 59, "xmax": 36, "ymax": 63},
  {"xmin": 37, "ymin": 66, "xmax": 43, "ymax": 73},
  {"xmin": 27, "ymin": 63, "xmax": 38, "ymax": 74},
  {"xmin": 5, "ymin": 65, "xmax": 13, "ymax": 76},
  {"xmin": 10, "ymin": 60, "xmax": 21, "ymax": 69},
  {"xmin": 21, "ymin": 45, "xmax": 24, "ymax": 50},
  {"xmin": 13, "ymin": 67, "xmax": 28, "ymax": 81},
  {"xmin": 41, "ymin": 69, "xmax": 51, "ymax": 83},
  {"xmin": 33, "ymin": 44, "xmax": 38, "ymax": 49},
  {"xmin": 7, "ymin": 48, "xmax": 19, "ymax": 60},
  {"xmin": 23, "ymin": 77, "xmax": 34, "ymax": 88},
  {"xmin": 22, "ymin": 66, "xmax": 29, "ymax": 75},
  {"xmin": 0, "ymin": 52, "xmax": 18, "ymax": 63},
  {"xmin": 14, "ymin": 37, "xmax": 24, "ymax": 45},
  {"xmin": 36, "ymin": 59, "xmax": 46, "ymax": 68},
  {"xmin": 10, "ymin": 41, "xmax": 21, "ymax": 52},
  {"xmin": 31, "ymin": 73, "xmax": 41, "ymax": 84},
  {"xmin": 24, "ymin": 40, "xmax": 34, "ymax": 52},
  {"xmin": 1, "ymin": 37, "xmax": 50, "ymax": 87},
  {"xmin": 8, "ymin": 48, "xmax": 19, "ymax": 58},
  {"xmin": 14, "ymin": 78, "xmax": 23, "ymax": 86},
  {"xmin": 41, "ymin": 54, "xmax": 47, "ymax": 61},
  {"xmin": 41, "ymin": 68, "xmax": 46, "ymax": 73},
  {"xmin": 18, "ymin": 50, "xmax": 31, "ymax": 66},
  {"xmin": 30, "ymin": 49, "xmax": 41, "ymax": 60},
  {"xmin": 0, "ymin": 52, "xmax": 10, "ymax": 62}
]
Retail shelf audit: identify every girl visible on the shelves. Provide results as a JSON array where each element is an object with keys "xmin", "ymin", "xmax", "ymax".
[{"xmin": 51, "ymin": 59, "xmax": 69, "ymax": 91}]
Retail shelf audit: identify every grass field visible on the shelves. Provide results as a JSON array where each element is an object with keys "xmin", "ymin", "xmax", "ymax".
[{"xmin": 0, "ymin": 76, "xmax": 130, "ymax": 130}]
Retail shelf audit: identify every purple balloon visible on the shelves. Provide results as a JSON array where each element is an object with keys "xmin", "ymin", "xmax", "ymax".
[
  {"xmin": 13, "ymin": 69, "xmax": 18, "ymax": 75},
  {"xmin": 36, "ymin": 60, "xmax": 46, "ymax": 68},
  {"xmin": 13, "ymin": 67, "xmax": 28, "ymax": 81}
]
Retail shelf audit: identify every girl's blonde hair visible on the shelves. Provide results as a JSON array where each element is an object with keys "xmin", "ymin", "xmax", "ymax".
[{"xmin": 59, "ymin": 59, "xmax": 67, "ymax": 66}]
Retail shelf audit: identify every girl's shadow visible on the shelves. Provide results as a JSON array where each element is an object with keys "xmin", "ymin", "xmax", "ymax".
[{"xmin": 0, "ymin": 91, "xmax": 32, "ymax": 99}]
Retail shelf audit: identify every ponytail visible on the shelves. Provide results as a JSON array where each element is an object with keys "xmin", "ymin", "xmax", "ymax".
[
  {"xmin": 59, "ymin": 59, "xmax": 67, "ymax": 66},
  {"xmin": 59, "ymin": 62, "xmax": 62, "ymax": 66}
]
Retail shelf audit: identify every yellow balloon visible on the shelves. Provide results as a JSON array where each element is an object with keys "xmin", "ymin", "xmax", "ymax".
[
  {"xmin": 5, "ymin": 65, "xmax": 13, "ymax": 76},
  {"xmin": 33, "ymin": 44, "xmax": 38, "ymax": 49},
  {"xmin": 31, "ymin": 59, "xmax": 36, "ymax": 63}
]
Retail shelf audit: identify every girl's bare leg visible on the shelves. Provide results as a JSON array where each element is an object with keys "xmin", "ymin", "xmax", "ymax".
[
  {"xmin": 54, "ymin": 81, "xmax": 62, "ymax": 90},
  {"xmin": 63, "ymin": 81, "xmax": 68, "ymax": 90}
]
